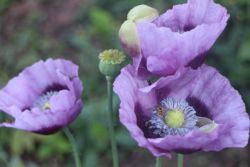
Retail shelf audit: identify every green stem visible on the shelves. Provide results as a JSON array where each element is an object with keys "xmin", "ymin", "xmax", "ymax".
[
  {"xmin": 155, "ymin": 157, "xmax": 162, "ymax": 167},
  {"xmin": 64, "ymin": 128, "xmax": 81, "ymax": 167},
  {"xmin": 106, "ymin": 76, "xmax": 119, "ymax": 167},
  {"xmin": 177, "ymin": 154, "xmax": 184, "ymax": 167}
]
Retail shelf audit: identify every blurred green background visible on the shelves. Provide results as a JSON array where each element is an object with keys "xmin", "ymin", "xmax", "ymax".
[{"xmin": 0, "ymin": 0, "xmax": 249, "ymax": 167}]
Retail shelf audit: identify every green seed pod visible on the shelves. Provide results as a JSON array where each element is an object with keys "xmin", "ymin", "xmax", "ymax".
[{"xmin": 98, "ymin": 49, "xmax": 125, "ymax": 77}]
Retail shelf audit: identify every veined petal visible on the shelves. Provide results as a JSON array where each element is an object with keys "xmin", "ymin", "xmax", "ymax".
[
  {"xmin": 114, "ymin": 65, "xmax": 171, "ymax": 157},
  {"xmin": 132, "ymin": 0, "xmax": 229, "ymax": 77},
  {"xmin": 0, "ymin": 59, "xmax": 83, "ymax": 134},
  {"xmin": 115, "ymin": 65, "xmax": 249, "ymax": 156}
]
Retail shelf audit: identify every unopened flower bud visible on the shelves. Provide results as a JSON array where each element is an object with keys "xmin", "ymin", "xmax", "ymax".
[
  {"xmin": 127, "ymin": 4, "xmax": 159, "ymax": 22},
  {"xmin": 119, "ymin": 5, "xmax": 159, "ymax": 56},
  {"xmin": 99, "ymin": 49, "xmax": 125, "ymax": 77},
  {"xmin": 118, "ymin": 20, "xmax": 140, "ymax": 57}
]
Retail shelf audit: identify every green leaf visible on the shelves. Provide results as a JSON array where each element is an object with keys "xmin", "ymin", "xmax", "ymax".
[
  {"xmin": 35, "ymin": 133, "xmax": 71, "ymax": 160},
  {"xmin": 238, "ymin": 41, "xmax": 250, "ymax": 62},
  {"xmin": 10, "ymin": 131, "xmax": 35, "ymax": 155}
]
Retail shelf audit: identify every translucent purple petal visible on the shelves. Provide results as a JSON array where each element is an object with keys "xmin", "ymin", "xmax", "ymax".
[
  {"xmin": 0, "ymin": 59, "xmax": 83, "ymax": 134},
  {"xmin": 133, "ymin": 0, "xmax": 229, "ymax": 77},
  {"xmin": 114, "ymin": 65, "xmax": 249, "ymax": 156},
  {"xmin": 114, "ymin": 65, "xmax": 171, "ymax": 157}
]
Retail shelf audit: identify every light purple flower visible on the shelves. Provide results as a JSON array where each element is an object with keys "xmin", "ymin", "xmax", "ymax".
[
  {"xmin": 0, "ymin": 59, "xmax": 83, "ymax": 134},
  {"xmin": 121, "ymin": 0, "xmax": 229, "ymax": 78},
  {"xmin": 114, "ymin": 65, "xmax": 249, "ymax": 157}
]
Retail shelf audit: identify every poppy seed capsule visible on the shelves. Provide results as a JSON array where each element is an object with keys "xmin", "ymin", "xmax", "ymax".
[
  {"xmin": 165, "ymin": 110, "xmax": 185, "ymax": 128},
  {"xmin": 98, "ymin": 49, "xmax": 125, "ymax": 77}
]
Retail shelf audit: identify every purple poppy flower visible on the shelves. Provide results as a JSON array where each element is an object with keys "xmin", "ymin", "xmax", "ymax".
[
  {"xmin": 0, "ymin": 59, "xmax": 83, "ymax": 134},
  {"xmin": 114, "ymin": 65, "xmax": 249, "ymax": 157},
  {"xmin": 120, "ymin": 0, "xmax": 229, "ymax": 78}
]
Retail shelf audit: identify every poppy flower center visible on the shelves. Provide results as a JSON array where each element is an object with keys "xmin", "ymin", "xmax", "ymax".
[
  {"xmin": 165, "ymin": 110, "xmax": 184, "ymax": 128},
  {"xmin": 33, "ymin": 91, "xmax": 58, "ymax": 111},
  {"xmin": 145, "ymin": 98, "xmax": 198, "ymax": 137}
]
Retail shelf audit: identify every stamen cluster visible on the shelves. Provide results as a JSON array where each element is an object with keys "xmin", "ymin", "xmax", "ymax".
[{"xmin": 146, "ymin": 98, "xmax": 198, "ymax": 137}]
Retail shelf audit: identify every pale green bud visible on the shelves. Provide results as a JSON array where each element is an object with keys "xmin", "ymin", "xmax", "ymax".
[
  {"xmin": 127, "ymin": 4, "xmax": 159, "ymax": 22},
  {"xmin": 118, "ymin": 20, "xmax": 140, "ymax": 56},
  {"xmin": 119, "ymin": 5, "xmax": 159, "ymax": 56}
]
